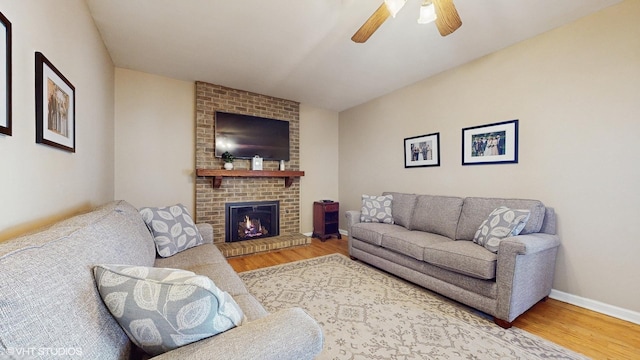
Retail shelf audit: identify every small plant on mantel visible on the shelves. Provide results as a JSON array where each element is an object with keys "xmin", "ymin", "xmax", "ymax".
[{"xmin": 221, "ymin": 151, "xmax": 235, "ymax": 170}]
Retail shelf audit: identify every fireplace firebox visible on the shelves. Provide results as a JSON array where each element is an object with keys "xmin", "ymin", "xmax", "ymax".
[{"xmin": 225, "ymin": 201, "xmax": 279, "ymax": 242}]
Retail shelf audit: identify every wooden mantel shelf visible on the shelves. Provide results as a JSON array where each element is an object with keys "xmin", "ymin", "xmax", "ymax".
[{"xmin": 196, "ymin": 169, "xmax": 305, "ymax": 188}]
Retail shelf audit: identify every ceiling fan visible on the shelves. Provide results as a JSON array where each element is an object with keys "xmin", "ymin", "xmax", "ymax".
[{"xmin": 351, "ymin": 0, "xmax": 462, "ymax": 43}]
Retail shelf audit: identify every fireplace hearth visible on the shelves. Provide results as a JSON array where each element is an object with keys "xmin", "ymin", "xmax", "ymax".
[{"xmin": 225, "ymin": 201, "xmax": 279, "ymax": 243}]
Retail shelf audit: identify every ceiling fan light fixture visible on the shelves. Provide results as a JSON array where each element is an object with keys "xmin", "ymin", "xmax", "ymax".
[
  {"xmin": 384, "ymin": 0, "xmax": 407, "ymax": 18},
  {"xmin": 417, "ymin": 2, "xmax": 437, "ymax": 24}
]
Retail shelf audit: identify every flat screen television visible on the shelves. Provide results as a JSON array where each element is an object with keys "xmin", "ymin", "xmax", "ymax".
[{"xmin": 214, "ymin": 111, "xmax": 290, "ymax": 161}]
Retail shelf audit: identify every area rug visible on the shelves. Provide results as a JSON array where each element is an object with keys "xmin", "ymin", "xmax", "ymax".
[{"xmin": 240, "ymin": 254, "xmax": 589, "ymax": 360}]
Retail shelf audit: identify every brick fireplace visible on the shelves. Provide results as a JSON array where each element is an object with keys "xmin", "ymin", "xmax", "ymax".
[{"xmin": 195, "ymin": 82, "xmax": 308, "ymax": 256}]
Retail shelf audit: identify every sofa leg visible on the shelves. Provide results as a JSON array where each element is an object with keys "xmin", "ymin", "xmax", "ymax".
[
  {"xmin": 349, "ymin": 256, "xmax": 358, "ymax": 261},
  {"xmin": 494, "ymin": 317, "xmax": 513, "ymax": 329}
]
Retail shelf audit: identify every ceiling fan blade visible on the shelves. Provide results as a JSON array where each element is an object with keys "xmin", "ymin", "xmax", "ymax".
[
  {"xmin": 433, "ymin": 0, "xmax": 462, "ymax": 36},
  {"xmin": 351, "ymin": 3, "xmax": 390, "ymax": 43}
]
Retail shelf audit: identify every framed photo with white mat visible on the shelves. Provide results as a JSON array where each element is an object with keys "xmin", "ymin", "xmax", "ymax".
[
  {"xmin": 35, "ymin": 52, "xmax": 75, "ymax": 152},
  {"xmin": 404, "ymin": 132, "xmax": 440, "ymax": 168},
  {"xmin": 462, "ymin": 119, "xmax": 518, "ymax": 165}
]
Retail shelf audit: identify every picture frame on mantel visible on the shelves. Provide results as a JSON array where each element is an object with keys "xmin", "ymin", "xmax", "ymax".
[
  {"xmin": 35, "ymin": 52, "xmax": 76, "ymax": 152},
  {"xmin": 0, "ymin": 11, "xmax": 11, "ymax": 136},
  {"xmin": 462, "ymin": 119, "xmax": 518, "ymax": 165},
  {"xmin": 404, "ymin": 132, "xmax": 440, "ymax": 168}
]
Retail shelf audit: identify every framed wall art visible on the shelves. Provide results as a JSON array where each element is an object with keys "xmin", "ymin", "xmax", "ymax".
[
  {"xmin": 35, "ymin": 52, "xmax": 75, "ymax": 152},
  {"xmin": 404, "ymin": 132, "xmax": 440, "ymax": 168},
  {"xmin": 0, "ymin": 11, "xmax": 11, "ymax": 136},
  {"xmin": 462, "ymin": 119, "xmax": 518, "ymax": 165}
]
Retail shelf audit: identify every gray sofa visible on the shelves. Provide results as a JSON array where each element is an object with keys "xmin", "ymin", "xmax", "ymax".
[
  {"xmin": 346, "ymin": 192, "xmax": 560, "ymax": 328},
  {"xmin": 0, "ymin": 200, "xmax": 323, "ymax": 359}
]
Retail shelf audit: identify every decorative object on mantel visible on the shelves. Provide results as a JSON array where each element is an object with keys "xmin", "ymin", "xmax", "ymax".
[
  {"xmin": 196, "ymin": 169, "xmax": 304, "ymax": 189},
  {"xmin": 251, "ymin": 155, "xmax": 263, "ymax": 170},
  {"xmin": 35, "ymin": 51, "xmax": 75, "ymax": 152},
  {"xmin": 221, "ymin": 151, "xmax": 235, "ymax": 170},
  {"xmin": 279, "ymin": 160, "xmax": 285, "ymax": 171},
  {"xmin": 462, "ymin": 119, "xmax": 519, "ymax": 165},
  {"xmin": 0, "ymin": 11, "xmax": 11, "ymax": 136}
]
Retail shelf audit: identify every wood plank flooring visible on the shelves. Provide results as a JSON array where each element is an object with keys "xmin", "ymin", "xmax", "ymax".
[{"xmin": 227, "ymin": 237, "xmax": 640, "ymax": 360}]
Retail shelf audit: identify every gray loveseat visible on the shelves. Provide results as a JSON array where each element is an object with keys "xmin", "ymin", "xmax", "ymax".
[
  {"xmin": 346, "ymin": 192, "xmax": 560, "ymax": 328},
  {"xmin": 0, "ymin": 200, "xmax": 323, "ymax": 359}
]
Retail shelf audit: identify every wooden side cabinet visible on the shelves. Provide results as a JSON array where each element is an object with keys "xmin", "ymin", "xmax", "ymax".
[{"xmin": 312, "ymin": 201, "xmax": 341, "ymax": 241}]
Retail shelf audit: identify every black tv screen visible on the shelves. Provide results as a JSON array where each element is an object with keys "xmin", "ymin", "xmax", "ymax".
[{"xmin": 215, "ymin": 111, "xmax": 290, "ymax": 161}]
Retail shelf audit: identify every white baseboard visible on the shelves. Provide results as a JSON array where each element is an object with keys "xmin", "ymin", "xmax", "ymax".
[{"xmin": 550, "ymin": 289, "xmax": 640, "ymax": 325}]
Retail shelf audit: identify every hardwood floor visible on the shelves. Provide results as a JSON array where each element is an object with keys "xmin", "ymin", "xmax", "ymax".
[{"xmin": 227, "ymin": 238, "xmax": 640, "ymax": 360}]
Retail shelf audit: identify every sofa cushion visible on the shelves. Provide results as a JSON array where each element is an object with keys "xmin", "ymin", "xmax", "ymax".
[
  {"xmin": 360, "ymin": 194, "xmax": 394, "ymax": 224},
  {"xmin": 381, "ymin": 231, "xmax": 451, "ymax": 261},
  {"xmin": 383, "ymin": 192, "xmax": 418, "ymax": 229},
  {"xmin": 94, "ymin": 264, "xmax": 244, "ymax": 357},
  {"xmin": 456, "ymin": 197, "xmax": 546, "ymax": 240},
  {"xmin": 350, "ymin": 222, "xmax": 410, "ymax": 246},
  {"xmin": 180, "ymin": 262, "xmax": 249, "ymax": 297},
  {"xmin": 473, "ymin": 207, "xmax": 531, "ymax": 253},
  {"xmin": 155, "ymin": 242, "xmax": 227, "ymax": 268},
  {"xmin": 153, "ymin": 240, "xmax": 253, "ymax": 300},
  {"xmin": 423, "ymin": 241, "xmax": 498, "ymax": 280},
  {"xmin": 139, "ymin": 204, "xmax": 204, "ymax": 257},
  {"xmin": 410, "ymin": 195, "xmax": 463, "ymax": 239}
]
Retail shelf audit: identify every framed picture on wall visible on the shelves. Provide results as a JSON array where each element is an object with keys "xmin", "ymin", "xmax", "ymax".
[
  {"xmin": 462, "ymin": 119, "xmax": 518, "ymax": 165},
  {"xmin": 35, "ymin": 52, "xmax": 75, "ymax": 152},
  {"xmin": 0, "ymin": 11, "xmax": 11, "ymax": 136},
  {"xmin": 404, "ymin": 132, "xmax": 440, "ymax": 168}
]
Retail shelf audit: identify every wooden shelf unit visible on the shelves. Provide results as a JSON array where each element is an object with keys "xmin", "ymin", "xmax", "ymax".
[
  {"xmin": 196, "ymin": 169, "xmax": 305, "ymax": 188},
  {"xmin": 312, "ymin": 201, "xmax": 341, "ymax": 241}
]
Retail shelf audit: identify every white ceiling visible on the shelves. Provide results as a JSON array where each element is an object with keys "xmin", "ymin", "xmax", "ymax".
[{"xmin": 86, "ymin": 0, "xmax": 621, "ymax": 112}]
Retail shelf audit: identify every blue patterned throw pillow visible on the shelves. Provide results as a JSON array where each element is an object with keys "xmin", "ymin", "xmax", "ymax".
[
  {"xmin": 93, "ymin": 265, "xmax": 244, "ymax": 356},
  {"xmin": 473, "ymin": 206, "xmax": 531, "ymax": 253}
]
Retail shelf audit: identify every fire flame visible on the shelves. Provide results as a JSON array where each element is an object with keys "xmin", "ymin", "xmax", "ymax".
[{"xmin": 240, "ymin": 215, "xmax": 264, "ymax": 238}]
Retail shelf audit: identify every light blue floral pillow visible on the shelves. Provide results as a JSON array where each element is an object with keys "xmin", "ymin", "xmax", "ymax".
[
  {"xmin": 473, "ymin": 206, "xmax": 531, "ymax": 253},
  {"xmin": 360, "ymin": 194, "xmax": 394, "ymax": 224},
  {"xmin": 93, "ymin": 265, "xmax": 244, "ymax": 356},
  {"xmin": 139, "ymin": 204, "xmax": 204, "ymax": 257}
]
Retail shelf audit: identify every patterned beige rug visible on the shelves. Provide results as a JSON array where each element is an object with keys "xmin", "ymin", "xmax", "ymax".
[{"xmin": 240, "ymin": 254, "xmax": 589, "ymax": 360}]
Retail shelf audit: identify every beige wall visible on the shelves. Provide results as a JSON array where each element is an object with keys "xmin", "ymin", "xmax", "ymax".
[
  {"xmin": 0, "ymin": 0, "xmax": 114, "ymax": 241},
  {"xmin": 339, "ymin": 1, "xmax": 640, "ymax": 315},
  {"xmin": 114, "ymin": 69, "xmax": 195, "ymax": 212},
  {"xmin": 300, "ymin": 104, "xmax": 340, "ymax": 233}
]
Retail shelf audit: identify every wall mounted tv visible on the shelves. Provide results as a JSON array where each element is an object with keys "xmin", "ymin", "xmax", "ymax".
[{"xmin": 215, "ymin": 111, "xmax": 290, "ymax": 161}]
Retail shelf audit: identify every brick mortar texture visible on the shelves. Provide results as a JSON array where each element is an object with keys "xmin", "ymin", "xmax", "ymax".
[{"xmin": 195, "ymin": 82, "xmax": 301, "ymax": 244}]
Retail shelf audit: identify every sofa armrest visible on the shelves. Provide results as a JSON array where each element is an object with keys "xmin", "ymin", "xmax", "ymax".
[
  {"xmin": 151, "ymin": 308, "xmax": 323, "ymax": 360},
  {"xmin": 345, "ymin": 210, "xmax": 361, "ymax": 234},
  {"xmin": 196, "ymin": 223, "xmax": 214, "ymax": 244},
  {"xmin": 495, "ymin": 233, "xmax": 561, "ymax": 323},
  {"xmin": 498, "ymin": 233, "xmax": 561, "ymax": 256}
]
